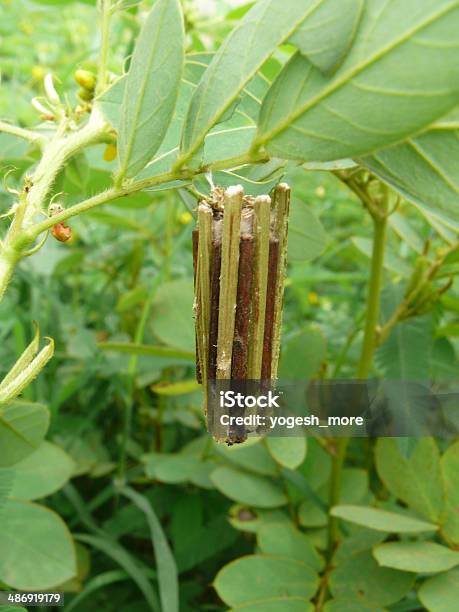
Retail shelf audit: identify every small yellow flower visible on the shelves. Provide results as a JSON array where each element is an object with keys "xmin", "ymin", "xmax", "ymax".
[
  {"xmin": 308, "ymin": 291, "xmax": 319, "ymax": 305},
  {"xmin": 315, "ymin": 185, "xmax": 326, "ymax": 198},
  {"xmin": 178, "ymin": 211, "xmax": 192, "ymax": 225},
  {"xmin": 31, "ymin": 66, "xmax": 47, "ymax": 82},
  {"xmin": 103, "ymin": 143, "xmax": 117, "ymax": 162}
]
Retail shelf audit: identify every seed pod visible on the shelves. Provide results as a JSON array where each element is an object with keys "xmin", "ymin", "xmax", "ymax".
[{"xmin": 74, "ymin": 69, "xmax": 96, "ymax": 91}]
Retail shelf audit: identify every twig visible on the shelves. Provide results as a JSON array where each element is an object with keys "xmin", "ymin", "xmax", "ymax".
[
  {"xmin": 0, "ymin": 120, "xmax": 45, "ymax": 148},
  {"xmin": 261, "ymin": 238, "xmax": 279, "ymax": 380},
  {"xmin": 248, "ymin": 195, "xmax": 271, "ymax": 378},
  {"xmin": 232, "ymin": 234, "xmax": 254, "ymax": 379},
  {"xmin": 270, "ymin": 183, "xmax": 290, "ymax": 378},
  {"xmin": 216, "ymin": 186, "xmax": 243, "ymax": 379},
  {"xmin": 208, "ymin": 240, "xmax": 222, "ymax": 380}
]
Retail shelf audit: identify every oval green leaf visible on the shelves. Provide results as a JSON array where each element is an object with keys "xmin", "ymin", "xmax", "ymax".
[
  {"xmin": 0, "ymin": 441, "xmax": 74, "ymax": 501},
  {"xmin": 118, "ymin": 0, "xmax": 184, "ymax": 178},
  {"xmin": 214, "ymin": 555, "xmax": 318, "ymax": 607},
  {"xmin": 419, "ymin": 568, "xmax": 459, "ymax": 612},
  {"xmin": 266, "ymin": 436, "xmax": 307, "ymax": 470},
  {"xmin": 256, "ymin": 0, "xmax": 459, "ymax": 162},
  {"xmin": 0, "ymin": 500, "xmax": 77, "ymax": 590},
  {"xmin": 257, "ymin": 522, "xmax": 323, "ymax": 571},
  {"xmin": 373, "ymin": 542, "xmax": 459, "ymax": 573},
  {"xmin": 210, "ymin": 466, "xmax": 287, "ymax": 508},
  {"xmin": 179, "ymin": 0, "xmax": 329, "ymax": 167},
  {"xmin": 331, "ymin": 505, "xmax": 438, "ymax": 533},
  {"xmin": 0, "ymin": 400, "xmax": 49, "ymax": 467}
]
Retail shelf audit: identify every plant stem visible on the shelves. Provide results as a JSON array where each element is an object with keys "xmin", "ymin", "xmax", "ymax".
[
  {"xmin": 357, "ymin": 211, "xmax": 388, "ymax": 378},
  {"xmin": 0, "ymin": 120, "xmax": 45, "ymax": 147},
  {"xmin": 326, "ymin": 183, "xmax": 388, "ymax": 561},
  {"xmin": 3, "ymin": 149, "xmax": 268, "ymax": 307},
  {"xmin": 0, "ymin": 252, "xmax": 18, "ymax": 303},
  {"xmin": 0, "ymin": 109, "xmax": 109, "ymax": 304},
  {"xmin": 247, "ymin": 195, "xmax": 270, "ymax": 379},
  {"xmin": 216, "ymin": 187, "xmax": 242, "ymax": 379},
  {"xmin": 326, "ymin": 437, "xmax": 349, "ymax": 560}
]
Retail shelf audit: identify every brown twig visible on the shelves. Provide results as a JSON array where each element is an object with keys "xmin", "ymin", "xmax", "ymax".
[
  {"xmin": 261, "ymin": 238, "xmax": 279, "ymax": 380},
  {"xmin": 232, "ymin": 235, "xmax": 254, "ymax": 379}
]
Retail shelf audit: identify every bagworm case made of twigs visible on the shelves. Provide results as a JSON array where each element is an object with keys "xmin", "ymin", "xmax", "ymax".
[{"xmin": 192, "ymin": 183, "xmax": 290, "ymax": 440}]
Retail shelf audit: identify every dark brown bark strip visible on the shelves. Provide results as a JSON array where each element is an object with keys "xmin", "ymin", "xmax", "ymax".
[
  {"xmin": 232, "ymin": 235, "xmax": 254, "ymax": 379},
  {"xmin": 192, "ymin": 229, "xmax": 202, "ymax": 383},
  {"xmin": 208, "ymin": 240, "xmax": 222, "ymax": 380},
  {"xmin": 261, "ymin": 238, "xmax": 280, "ymax": 381}
]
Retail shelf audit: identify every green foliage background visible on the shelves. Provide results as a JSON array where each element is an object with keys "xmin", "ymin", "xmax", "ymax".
[{"xmin": 1, "ymin": 1, "xmax": 459, "ymax": 611}]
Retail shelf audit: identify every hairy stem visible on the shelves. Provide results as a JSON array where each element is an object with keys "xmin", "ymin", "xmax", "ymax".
[
  {"xmin": 0, "ymin": 109, "xmax": 109, "ymax": 303},
  {"xmin": 0, "ymin": 120, "xmax": 45, "ymax": 148}
]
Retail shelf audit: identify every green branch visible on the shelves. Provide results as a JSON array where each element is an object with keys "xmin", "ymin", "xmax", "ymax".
[{"xmin": 0, "ymin": 120, "xmax": 45, "ymax": 148}]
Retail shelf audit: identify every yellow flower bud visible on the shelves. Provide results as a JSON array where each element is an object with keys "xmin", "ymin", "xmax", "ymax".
[
  {"xmin": 178, "ymin": 211, "xmax": 193, "ymax": 225},
  {"xmin": 103, "ymin": 144, "xmax": 117, "ymax": 162},
  {"xmin": 74, "ymin": 69, "xmax": 96, "ymax": 91}
]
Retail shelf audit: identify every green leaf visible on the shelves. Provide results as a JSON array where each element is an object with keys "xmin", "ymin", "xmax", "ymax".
[
  {"xmin": 289, "ymin": 0, "xmax": 363, "ymax": 74},
  {"xmin": 298, "ymin": 501, "xmax": 327, "ymax": 528},
  {"xmin": 77, "ymin": 534, "xmax": 159, "ymax": 611},
  {"xmin": 210, "ymin": 466, "xmax": 287, "ymax": 508},
  {"xmin": 0, "ymin": 441, "xmax": 74, "ymax": 501},
  {"xmin": 63, "ymin": 570, "xmax": 129, "ymax": 612},
  {"xmin": 388, "ymin": 211, "xmax": 424, "ymax": 254},
  {"xmin": 362, "ymin": 126, "xmax": 459, "ymax": 228},
  {"xmin": 0, "ymin": 400, "xmax": 49, "ymax": 467},
  {"xmin": 256, "ymin": 0, "xmax": 459, "ymax": 162},
  {"xmin": 375, "ymin": 438, "xmax": 445, "ymax": 523},
  {"xmin": 352, "ymin": 238, "xmax": 411, "ymax": 276},
  {"xmin": 150, "ymin": 380, "xmax": 200, "ymax": 395},
  {"xmin": 121, "ymin": 487, "xmax": 178, "ymax": 612},
  {"xmin": 0, "ymin": 500, "xmax": 77, "ymax": 590},
  {"xmin": 288, "ymin": 200, "xmax": 327, "ymax": 263},
  {"xmin": 117, "ymin": 0, "xmax": 184, "ymax": 178},
  {"xmin": 279, "ymin": 327, "xmax": 326, "ymax": 379},
  {"xmin": 98, "ymin": 342, "xmax": 194, "ymax": 362},
  {"xmin": 150, "ymin": 279, "xmax": 195, "ymax": 352},
  {"xmin": 376, "ymin": 286, "xmax": 434, "ymax": 379},
  {"xmin": 214, "ymin": 555, "xmax": 318, "ymax": 607},
  {"xmin": 265, "ymin": 436, "xmax": 307, "ymax": 470},
  {"xmin": 329, "ymin": 550, "xmax": 414, "ymax": 606},
  {"xmin": 257, "ymin": 522, "xmax": 324, "ymax": 571},
  {"xmin": 323, "ymin": 600, "xmax": 386, "ymax": 612},
  {"xmin": 331, "ymin": 505, "xmax": 438, "ymax": 533},
  {"xmin": 419, "ymin": 568, "xmax": 459, "ymax": 612},
  {"xmin": 144, "ymin": 453, "xmax": 210, "ymax": 485},
  {"xmin": 373, "ymin": 541, "xmax": 459, "ymax": 573},
  {"xmin": 215, "ymin": 438, "xmax": 278, "ymax": 476},
  {"xmin": 179, "ymin": 0, "xmax": 328, "ymax": 166},
  {"xmin": 231, "ymin": 598, "xmax": 314, "ymax": 611},
  {"xmin": 441, "ymin": 441, "xmax": 459, "ymax": 545}
]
